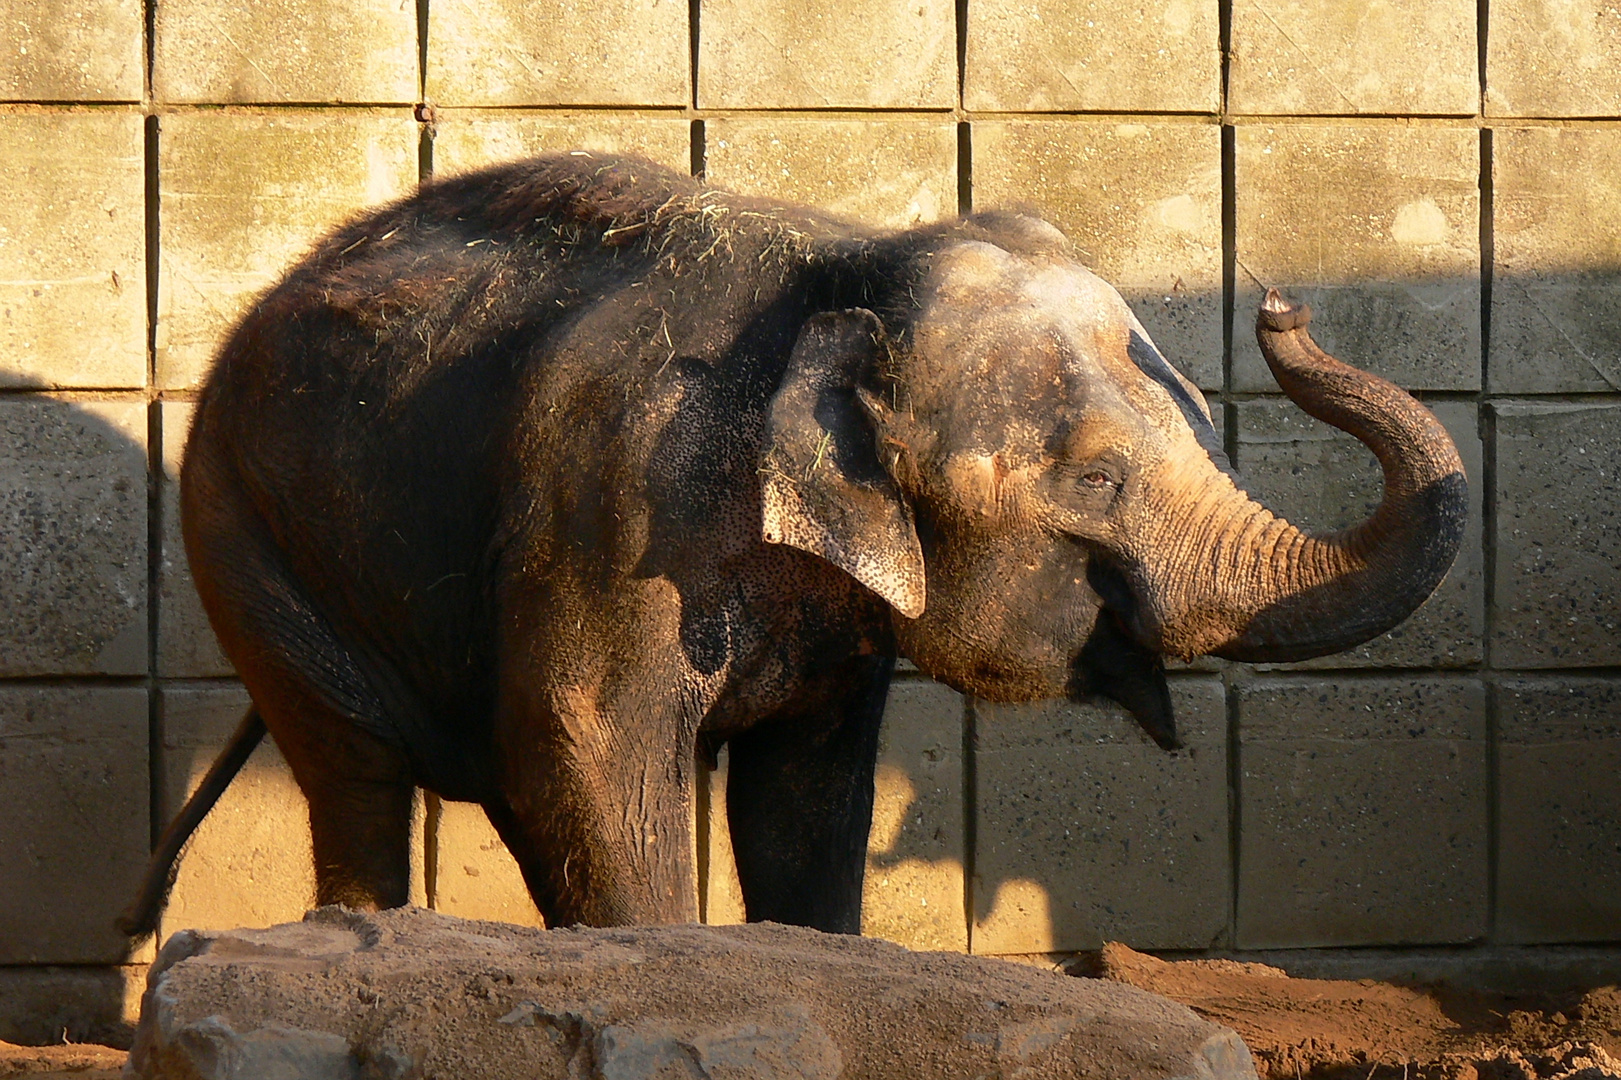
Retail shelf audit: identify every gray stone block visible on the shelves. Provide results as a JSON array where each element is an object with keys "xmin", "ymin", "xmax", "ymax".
[
  {"xmin": 156, "ymin": 110, "xmax": 419, "ymax": 390},
  {"xmin": 0, "ymin": 685, "xmax": 152, "ymax": 964},
  {"xmin": 974, "ymin": 677, "xmax": 1230, "ymax": 954},
  {"xmin": 0, "ymin": 964, "xmax": 144, "ymax": 1047},
  {"xmin": 972, "ymin": 120, "xmax": 1223, "ymax": 390},
  {"xmin": 966, "ymin": 0, "xmax": 1219, "ymax": 112},
  {"xmin": 1489, "ymin": 127, "xmax": 1621, "ymax": 394},
  {"xmin": 1496, "ymin": 677, "xmax": 1621, "ymax": 944},
  {"xmin": 427, "ymin": 0, "xmax": 688, "ymax": 107},
  {"xmin": 1492, "ymin": 402, "xmax": 1621, "ymax": 668},
  {"xmin": 0, "ymin": 398, "xmax": 147, "ymax": 676},
  {"xmin": 1235, "ymin": 676, "xmax": 1487, "ymax": 948},
  {"xmin": 862, "ymin": 678, "xmax": 966, "ymax": 952},
  {"xmin": 153, "ymin": 0, "xmax": 416, "ymax": 103},
  {"xmin": 704, "ymin": 118, "xmax": 956, "ymax": 231},
  {"xmin": 431, "ymin": 112, "xmax": 692, "ymax": 177},
  {"xmin": 1231, "ymin": 399, "xmax": 1484, "ymax": 668},
  {"xmin": 699, "ymin": 0, "xmax": 954, "ymax": 108},
  {"xmin": 157, "ymin": 401, "xmax": 234, "ymax": 677},
  {"xmin": 157, "ymin": 685, "xmax": 315, "ymax": 937},
  {"xmin": 0, "ymin": 111, "xmax": 145, "ymax": 389},
  {"xmin": 127, "ymin": 908, "xmax": 1260, "ymax": 1080},
  {"xmin": 0, "ymin": 0, "xmax": 142, "ymax": 99},
  {"xmin": 1233, "ymin": 124, "xmax": 1480, "ymax": 393},
  {"xmin": 1229, "ymin": 0, "xmax": 1477, "ymax": 115},
  {"xmin": 1486, "ymin": 0, "xmax": 1621, "ymax": 116}
]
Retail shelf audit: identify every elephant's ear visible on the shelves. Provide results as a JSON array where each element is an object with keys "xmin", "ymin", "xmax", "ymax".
[{"xmin": 761, "ymin": 309, "xmax": 926, "ymax": 618}]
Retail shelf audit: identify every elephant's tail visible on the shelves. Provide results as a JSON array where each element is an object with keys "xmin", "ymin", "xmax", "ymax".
[{"xmin": 116, "ymin": 706, "xmax": 267, "ymax": 940}]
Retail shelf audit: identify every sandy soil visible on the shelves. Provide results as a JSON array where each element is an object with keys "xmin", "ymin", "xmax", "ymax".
[
  {"xmin": 8, "ymin": 942, "xmax": 1619, "ymax": 1080},
  {"xmin": 1088, "ymin": 943, "xmax": 1621, "ymax": 1080}
]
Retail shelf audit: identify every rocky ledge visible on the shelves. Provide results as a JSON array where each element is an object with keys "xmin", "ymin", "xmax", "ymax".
[{"xmin": 127, "ymin": 906, "xmax": 1256, "ymax": 1080}]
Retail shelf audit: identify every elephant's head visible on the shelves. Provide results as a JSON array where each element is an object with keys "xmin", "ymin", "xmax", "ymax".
[{"xmin": 760, "ymin": 218, "xmax": 1467, "ymax": 749}]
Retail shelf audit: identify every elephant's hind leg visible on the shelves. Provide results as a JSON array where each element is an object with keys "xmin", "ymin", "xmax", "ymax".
[{"xmin": 183, "ymin": 455, "xmax": 417, "ymax": 911}]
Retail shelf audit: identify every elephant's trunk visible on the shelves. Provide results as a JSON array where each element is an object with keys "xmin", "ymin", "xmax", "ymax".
[{"xmin": 1139, "ymin": 289, "xmax": 1468, "ymax": 663}]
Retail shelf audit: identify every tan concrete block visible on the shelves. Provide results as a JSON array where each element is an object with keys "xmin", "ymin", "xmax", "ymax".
[
  {"xmin": 1496, "ymin": 677, "xmax": 1621, "ymax": 943},
  {"xmin": 431, "ymin": 799, "xmax": 544, "ymax": 927},
  {"xmin": 701, "ymin": 747, "xmax": 747, "ymax": 926},
  {"xmin": 0, "ymin": 111, "xmax": 145, "ymax": 389},
  {"xmin": 157, "ymin": 402, "xmax": 233, "ymax": 677},
  {"xmin": 973, "ymin": 677, "xmax": 1229, "ymax": 955},
  {"xmin": 0, "ymin": 0, "xmax": 141, "ymax": 100},
  {"xmin": 153, "ymin": 0, "xmax": 416, "ymax": 104},
  {"xmin": 966, "ymin": 0, "xmax": 1219, "ymax": 112},
  {"xmin": 1492, "ymin": 402, "xmax": 1621, "ymax": 667},
  {"xmin": 862, "ymin": 678, "xmax": 966, "ymax": 952},
  {"xmin": 1235, "ymin": 676, "xmax": 1487, "ymax": 948},
  {"xmin": 431, "ymin": 111, "xmax": 691, "ymax": 177},
  {"xmin": 699, "ymin": 0, "xmax": 954, "ymax": 109},
  {"xmin": 158, "ymin": 684, "xmax": 315, "ymax": 936},
  {"xmin": 972, "ymin": 120, "xmax": 1223, "ymax": 390},
  {"xmin": 156, "ymin": 110, "xmax": 418, "ymax": 390},
  {"xmin": 1486, "ymin": 0, "xmax": 1621, "ymax": 116},
  {"xmin": 0, "ymin": 965, "xmax": 144, "ymax": 1047},
  {"xmin": 0, "ymin": 685, "xmax": 151, "ymax": 964},
  {"xmin": 1229, "ymin": 0, "xmax": 1477, "ymax": 115},
  {"xmin": 0, "ymin": 398, "xmax": 146, "ymax": 676},
  {"xmin": 1489, "ymin": 127, "xmax": 1621, "ymax": 394},
  {"xmin": 428, "ymin": 0, "xmax": 686, "ymax": 107},
  {"xmin": 704, "ymin": 118, "xmax": 956, "ymax": 230},
  {"xmin": 1232, "ymin": 399, "xmax": 1484, "ymax": 668},
  {"xmin": 1233, "ymin": 124, "xmax": 1480, "ymax": 393}
]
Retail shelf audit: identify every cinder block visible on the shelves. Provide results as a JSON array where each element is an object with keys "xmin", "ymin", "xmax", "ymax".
[
  {"xmin": 158, "ymin": 685, "xmax": 315, "ymax": 936},
  {"xmin": 966, "ymin": 0, "xmax": 1218, "ymax": 112},
  {"xmin": 0, "ymin": 0, "xmax": 142, "ymax": 100},
  {"xmin": 1496, "ymin": 677, "xmax": 1621, "ymax": 943},
  {"xmin": 153, "ymin": 0, "xmax": 415, "ymax": 103},
  {"xmin": 0, "ymin": 111, "xmax": 145, "ymax": 389},
  {"xmin": 1229, "ymin": 0, "xmax": 1476, "ymax": 115},
  {"xmin": 428, "ymin": 0, "xmax": 686, "ymax": 107},
  {"xmin": 1233, "ymin": 124, "xmax": 1480, "ymax": 393},
  {"xmin": 704, "ymin": 118, "xmax": 956, "ymax": 230},
  {"xmin": 0, "ymin": 398, "xmax": 147, "ymax": 676},
  {"xmin": 156, "ymin": 110, "xmax": 418, "ymax": 390},
  {"xmin": 0, "ymin": 964, "xmax": 144, "ymax": 1047},
  {"xmin": 862, "ymin": 678, "xmax": 966, "ymax": 952},
  {"xmin": 431, "ymin": 799, "xmax": 544, "ymax": 927},
  {"xmin": 1231, "ymin": 399, "xmax": 1484, "ymax": 668},
  {"xmin": 699, "ymin": 0, "xmax": 954, "ymax": 109},
  {"xmin": 1235, "ymin": 676, "xmax": 1487, "ymax": 948},
  {"xmin": 1489, "ymin": 127, "xmax": 1621, "ymax": 394},
  {"xmin": 157, "ymin": 402, "xmax": 233, "ymax": 677},
  {"xmin": 431, "ymin": 112, "xmax": 692, "ymax": 177},
  {"xmin": 1486, "ymin": 0, "xmax": 1621, "ymax": 116},
  {"xmin": 973, "ymin": 677, "xmax": 1229, "ymax": 955},
  {"xmin": 972, "ymin": 120, "xmax": 1223, "ymax": 390},
  {"xmin": 0, "ymin": 685, "xmax": 151, "ymax": 964},
  {"xmin": 1492, "ymin": 402, "xmax": 1621, "ymax": 667}
]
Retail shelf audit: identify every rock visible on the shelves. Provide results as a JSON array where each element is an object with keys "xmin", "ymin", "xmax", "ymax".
[{"xmin": 126, "ymin": 906, "xmax": 1257, "ymax": 1080}]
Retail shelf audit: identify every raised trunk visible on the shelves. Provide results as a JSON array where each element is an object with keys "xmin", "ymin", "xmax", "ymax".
[{"xmin": 1150, "ymin": 290, "xmax": 1468, "ymax": 663}]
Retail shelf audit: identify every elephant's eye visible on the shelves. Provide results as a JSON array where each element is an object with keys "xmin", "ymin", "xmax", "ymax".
[{"xmin": 1081, "ymin": 470, "xmax": 1115, "ymax": 488}]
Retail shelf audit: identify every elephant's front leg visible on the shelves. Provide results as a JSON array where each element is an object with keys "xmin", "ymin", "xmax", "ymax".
[
  {"xmin": 725, "ymin": 653, "xmax": 894, "ymax": 933},
  {"xmin": 491, "ymin": 675, "xmax": 701, "ymax": 928}
]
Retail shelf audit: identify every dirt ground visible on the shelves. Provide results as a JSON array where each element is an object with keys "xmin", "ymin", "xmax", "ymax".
[
  {"xmin": 1087, "ymin": 943, "xmax": 1621, "ymax": 1080},
  {"xmin": 7, "ymin": 942, "xmax": 1619, "ymax": 1079}
]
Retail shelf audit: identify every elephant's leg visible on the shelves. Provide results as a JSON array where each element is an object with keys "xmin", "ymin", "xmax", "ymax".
[
  {"xmin": 491, "ymin": 684, "xmax": 699, "ymax": 928},
  {"xmin": 725, "ymin": 653, "xmax": 894, "ymax": 933},
  {"xmin": 184, "ymin": 460, "xmax": 416, "ymax": 910}
]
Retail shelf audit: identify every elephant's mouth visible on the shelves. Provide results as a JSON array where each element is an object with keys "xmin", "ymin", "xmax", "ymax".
[{"xmin": 1068, "ymin": 556, "xmax": 1181, "ymax": 751}]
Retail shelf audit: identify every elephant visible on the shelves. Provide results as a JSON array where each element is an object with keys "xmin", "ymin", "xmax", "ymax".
[{"xmin": 120, "ymin": 152, "xmax": 1466, "ymax": 938}]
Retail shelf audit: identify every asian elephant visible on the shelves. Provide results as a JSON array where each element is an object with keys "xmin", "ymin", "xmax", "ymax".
[{"xmin": 121, "ymin": 153, "xmax": 1466, "ymax": 937}]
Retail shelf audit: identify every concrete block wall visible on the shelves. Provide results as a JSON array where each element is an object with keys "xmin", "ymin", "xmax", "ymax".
[{"xmin": 3, "ymin": 0, "xmax": 1619, "ymax": 1042}]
